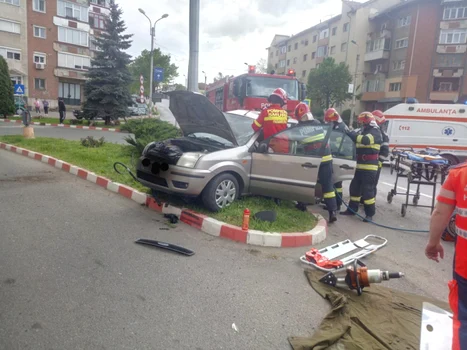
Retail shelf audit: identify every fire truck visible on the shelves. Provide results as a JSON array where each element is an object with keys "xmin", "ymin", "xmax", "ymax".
[{"xmin": 205, "ymin": 66, "xmax": 307, "ymax": 117}]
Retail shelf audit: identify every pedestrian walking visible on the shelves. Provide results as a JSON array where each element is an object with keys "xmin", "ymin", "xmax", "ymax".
[
  {"xmin": 58, "ymin": 98, "xmax": 66, "ymax": 124},
  {"xmin": 426, "ymin": 162, "xmax": 467, "ymax": 350},
  {"xmin": 43, "ymin": 100, "xmax": 49, "ymax": 115},
  {"xmin": 34, "ymin": 98, "xmax": 41, "ymax": 115}
]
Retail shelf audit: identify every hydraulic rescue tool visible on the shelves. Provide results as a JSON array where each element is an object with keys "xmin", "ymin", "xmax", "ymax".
[{"xmin": 319, "ymin": 260, "xmax": 404, "ymax": 296}]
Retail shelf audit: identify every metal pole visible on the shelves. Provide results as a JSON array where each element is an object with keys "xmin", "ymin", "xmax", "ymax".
[
  {"xmin": 188, "ymin": 0, "xmax": 200, "ymax": 92},
  {"xmin": 350, "ymin": 54, "xmax": 359, "ymax": 127},
  {"xmin": 149, "ymin": 26, "xmax": 154, "ymax": 116}
]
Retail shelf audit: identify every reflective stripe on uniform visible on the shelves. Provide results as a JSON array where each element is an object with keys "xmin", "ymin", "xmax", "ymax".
[
  {"xmin": 440, "ymin": 188, "xmax": 456, "ymax": 201},
  {"xmin": 323, "ymin": 191, "xmax": 336, "ymax": 199},
  {"xmin": 356, "ymin": 144, "xmax": 381, "ymax": 150},
  {"xmin": 456, "ymin": 226, "xmax": 467, "ymax": 239},
  {"xmin": 254, "ymin": 120, "xmax": 262, "ymax": 127},
  {"xmin": 457, "ymin": 207, "xmax": 467, "ymax": 218},
  {"xmin": 366, "ymin": 134, "xmax": 375, "ymax": 144},
  {"xmin": 350, "ymin": 196, "xmax": 361, "ymax": 202},
  {"xmin": 381, "ymin": 142, "xmax": 389, "ymax": 147},
  {"xmin": 335, "ymin": 187, "xmax": 343, "ymax": 193},
  {"xmin": 321, "ymin": 154, "xmax": 333, "ymax": 162},
  {"xmin": 356, "ymin": 164, "xmax": 379, "ymax": 171},
  {"xmin": 364, "ymin": 198, "xmax": 376, "ymax": 205},
  {"xmin": 378, "ymin": 161, "xmax": 383, "ymax": 168},
  {"xmin": 356, "ymin": 135, "xmax": 363, "ymax": 143},
  {"xmin": 302, "ymin": 134, "xmax": 325, "ymax": 143}
]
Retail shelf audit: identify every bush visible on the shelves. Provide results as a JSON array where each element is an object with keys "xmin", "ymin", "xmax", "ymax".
[
  {"xmin": 70, "ymin": 119, "xmax": 84, "ymax": 125},
  {"xmin": 121, "ymin": 118, "xmax": 181, "ymax": 154},
  {"xmin": 81, "ymin": 136, "xmax": 105, "ymax": 148}
]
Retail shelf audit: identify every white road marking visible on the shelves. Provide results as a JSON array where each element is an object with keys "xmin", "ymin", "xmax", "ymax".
[{"xmin": 380, "ymin": 181, "xmax": 433, "ymax": 199}]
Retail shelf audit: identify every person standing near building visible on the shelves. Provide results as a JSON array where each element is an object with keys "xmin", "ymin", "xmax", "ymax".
[
  {"xmin": 341, "ymin": 112, "xmax": 382, "ymax": 222},
  {"xmin": 43, "ymin": 100, "xmax": 49, "ymax": 116},
  {"xmin": 34, "ymin": 98, "xmax": 41, "ymax": 116},
  {"xmin": 426, "ymin": 163, "xmax": 467, "ymax": 350},
  {"xmin": 58, "ymin": 98, "xmax": 66, "ymax": 124}
]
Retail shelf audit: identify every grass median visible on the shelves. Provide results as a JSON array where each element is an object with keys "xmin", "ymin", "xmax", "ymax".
[
  {"xmin": 0, "ymin": 135, "xmax": 317, "ymax": 232},
  {"xmin": 3, "ymin": 116, "xmax": 112, "ymax": 127}
]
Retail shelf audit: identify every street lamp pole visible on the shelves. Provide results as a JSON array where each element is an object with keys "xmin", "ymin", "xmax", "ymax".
[
  {"xmin": 350, "ymin": 40, "xmax": 359, "ymax": 128},
  {"xmin": 138, "ymin": 9, "xmax": 168, "ymax": 116}
]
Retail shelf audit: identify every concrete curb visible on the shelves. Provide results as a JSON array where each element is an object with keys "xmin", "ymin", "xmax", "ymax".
[
  {"xmin": 0, "ymin": 119, "xmax": 123, "ymax": 133},
  {"xmin": 0, "ymin": 142, "xmax": 327, "ymax": 248}
]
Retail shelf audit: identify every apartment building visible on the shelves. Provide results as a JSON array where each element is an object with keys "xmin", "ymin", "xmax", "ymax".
[
  {"xmin": 267, "ymin": 0, "xmax": 414, "ymax": 114},
  {"xmin": 0, "ymin": 0, "xmax": 29, "ymax": 97}
]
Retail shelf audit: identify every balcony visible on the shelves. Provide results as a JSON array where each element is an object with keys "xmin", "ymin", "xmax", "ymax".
[
  {"xmin": 437, "ymin": 45, "xmax": 467, "ymax": 53},
  {"xmin": 54, "ymin": 68, "xmax": 87, "ymax": 80},
  {"xmin": 364, "ymin": 50, "xmax": 390, "ymax": 62},
  {"xmin": 430, "ymin": 91, "xmax": 459, "ymax": 102},
  {"xmin": 433, "ymin": 68, "xmax": 464, "ymax": 77},
  {"xmin": 361, "ymin": 91, "xmax": 386, "ymax": 101}
]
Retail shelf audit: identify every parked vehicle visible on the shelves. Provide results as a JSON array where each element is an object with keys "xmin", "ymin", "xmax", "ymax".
[
  {"xmin": 136, "ymin": 91, "xmax": 356, "ymax": 212},
  {"xmin": 128, "ymin": 101, "xmax": 148, "ymax": 116},
  {"xmin": 205, "ymin": 66, "xmax": 307, "ymax": 117},
  {"xmin": 384, "ymin": 103, "xmax": 467, "ymax": 165}
]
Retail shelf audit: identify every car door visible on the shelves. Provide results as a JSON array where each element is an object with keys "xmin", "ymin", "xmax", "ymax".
[
  {"xmin": 249, "ymin": 125, "xmax": 322, "ymax": 203},
  {"xmin": 324, "ymin": 125, "xmax": 357, "ymax": 183}
]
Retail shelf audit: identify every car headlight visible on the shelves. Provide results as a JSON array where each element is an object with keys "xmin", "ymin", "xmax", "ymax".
[
  {"xmin": 142, "ymin": 142, "xmax": 155, "ymax": 156},
  {"xmin": 177, "ymin": 153, "xmax": 203, "ymax": 168}
]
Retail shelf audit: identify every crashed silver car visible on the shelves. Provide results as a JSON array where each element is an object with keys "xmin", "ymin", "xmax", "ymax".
[{"xmin": 136, "ymin": 91, "xmax": 357, "ymax": 212}]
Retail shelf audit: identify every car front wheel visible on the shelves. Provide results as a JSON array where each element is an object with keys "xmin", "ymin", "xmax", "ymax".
[{"xmin": 202, "ymin": 173, "xmax": 239, "ymax": 212}]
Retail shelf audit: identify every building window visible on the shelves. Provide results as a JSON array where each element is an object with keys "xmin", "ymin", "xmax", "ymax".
[
  {"xmin": 332, "ymin": 27, "xmax": 337, "ymax": 36},
  {"xmin": 394, "ymin": 38, "xmax": 409, "ymax": 49},
  {"xmin": 286, "ymin": 59, "xmax": 290, "ymax": 65},
  {"xmin": 1, "ymin": 0, "xmax": 20, "ymax": 6},
  {"xmin": 33, "ymin": 0, "xmax": 45, "ymax": 12},
  {"xmin": 440, "ymin": 29, "xmax": 467, "ymax": 44},
  {"xmin": 294, "ymin": 42, "xmax": 298, "ymax": 50},
  {"xmin": 90, "ymin": 0, "xmax": 110, "ymax": 6},
  {"xmin": 317, "ymin": 46, "xmax": 327, "ymax": 57},
  {"xmin": 0, "ymin": 47, "xmax": 21, "ymax": 60},
  {"xmin": 389, "ymin": 82, "xmax": 402, "ymax": 92},
  {"xmin": 58, "ymin": 0, "xmax": 89, "ymax": 22},
  {"xmin": 274, "ymin": 63, "xmax": 278, "ymax": 69},
  {"xmin": 392, "ymin": 60, "xmax": 406, "ymax": 71},
  {"xmin": 436, "ymin": 54, "xmax": 463, "ymax": 67},
  {"xmin": 58, "ymin": 26, "xmax": 88, "ymax": 46},
  {"xmin": 10, "ymin": 75, "xmax": 21, "ymax": 85},
  {"xmin": 444, "ymin": 6, "xmax": 467, "ymax": 20},
  {"xmin": 58, "ymin": 52, "xmax": 91, "ymax": 70},
  {"xmin": 367, "ymin": 38, "xmax": 391, "ymax": 52},
  {"xmin": 304, "ymin": 40, "xmax": 308, "ymax": 46},
  {"xmin": 397, "ymin": 16, "xmax": 411, "ymax": 28},
  {"xmin": 33, "ymin": 25, "xmax": 46, "ymax": 39},
  {"xmin": 34, "ymin": 78, "xmax": 46, "ymax": 90},
  {"xmin": 59, "ymin": 82, "xmax": 81, "ymax": 105},
  {"xmin": 311, "ymin": 52, "xmax": 316, "ymax": 59},
  {"xmin": 33, "ymin": 52, "xmax": 46, "ymax": 64},
  {"xmin": 89, "ymin": 13, "xmax": 106, "ymax": 29},
  {"xmin": 89, "ymin": 35, "xmax": 101, "ymax": 51},
  {"xmin": 330, "ymin": 46, "xmax": 336, "ymax": 55},
  {"xmin": 375, "ymin": 64, "xmax": 383, "ymax": 73},
  {"xmin": 313, "ymin": 35, "xmax": 317, "ymax": 43},
  {"xmin": 279, "ymin": 60, "xmax": 286, "ymax": 68},
  {"xmin": 293, "ymin": 57, "xmax": 297, "ymax": 64},
  {"xmin": 0, "ymin": 19, "xmax": 20, "ymax": 34},
  {"xmin": 288, "ymin": 45, "xmax": 291, "ymax": 52},
  {"xmin": 439, "ymin": 82, "xmax": 453, "ymax": 91},
  {"xmin": 280, "ymin": 46, "xmax": 286, "ymax": 54},
  {"xmin": 365, "ymin": 80, "xmax": 382, "ymax": 92},
  {"xmin": 302, "ymin": 70, "xmax": 306, "ymax": 78},
  {"xmin": 341, "ymin": 42, "xmax": 347, "ymax": 52},
  {"xmin": 343, "ymin": 23, "xmax": 349, "ymax": 32},
  {"xmin": 303, "ymin": 54, "xmax": 308, "ymax": 61},
  {"xmin": 319, "ymin": 29, "xmax": 329, "ymax": 40}
]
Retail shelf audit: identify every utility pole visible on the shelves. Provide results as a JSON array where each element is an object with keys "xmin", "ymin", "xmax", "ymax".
[
  {"xmin": 350, "ymin": 53, "xmax": 360, "ymax": 128},
  {"xmin": 187, "ymin": 0, "xmax": 200, "ymax": 92}
]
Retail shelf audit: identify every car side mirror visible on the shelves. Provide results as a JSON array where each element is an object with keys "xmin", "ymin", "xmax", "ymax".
[{"xmin": 258, "ymin": 142, "xmax": 268, "ymax": 153}]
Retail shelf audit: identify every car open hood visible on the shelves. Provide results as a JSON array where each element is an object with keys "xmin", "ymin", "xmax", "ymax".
[{"xmin": 168, "ymin": 91, "xmax": 238, "ymax": 146}]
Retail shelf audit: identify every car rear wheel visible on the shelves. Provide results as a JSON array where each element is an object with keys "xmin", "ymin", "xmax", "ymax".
[{"xmin": 202, "ymin": 173, "xmax": 239, "ymax": 212}]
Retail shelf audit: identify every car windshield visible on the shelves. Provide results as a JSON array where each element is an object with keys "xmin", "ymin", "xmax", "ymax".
[
  {"xmin": 225, "ymin": 112, "xmax": 256, "ymax": 146},
  {"xmin": 246, "ymin": 76, "xmax": 298, "ymax": 100}
]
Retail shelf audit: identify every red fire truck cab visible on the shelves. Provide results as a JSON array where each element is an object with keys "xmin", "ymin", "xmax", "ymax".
[{"xmin": 205, "ymin": 67, "xmax": 307, "ymax": 117}]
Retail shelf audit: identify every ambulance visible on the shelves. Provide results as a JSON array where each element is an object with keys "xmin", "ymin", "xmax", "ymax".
[{"xmin": 384, "ymin": 103, "xmax": 467, "ymax": 165}]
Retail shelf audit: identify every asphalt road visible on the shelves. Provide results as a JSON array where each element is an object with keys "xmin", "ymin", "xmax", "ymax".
[{"xmin": 156, "ymin": 99, "xmax": 177, "ymax": 126}]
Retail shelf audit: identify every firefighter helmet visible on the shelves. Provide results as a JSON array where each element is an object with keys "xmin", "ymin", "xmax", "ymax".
[
  {"xmin": 268, "ymin": 88, "xmax": 288, "ymax": 106},
  {"xmin": 357, "ymin": 111, "xmax": 375, "ymax": 125},
  {"xmin": 294, "ymin": 102, "xmax": 310, "ymax": 120},
  {"xmin": 324, "ymin": 108, "xmax": 340, "ymax": 123},
  {"xmin": 372, "ymin": 110, "xmax": 386, "ymax": 125}
]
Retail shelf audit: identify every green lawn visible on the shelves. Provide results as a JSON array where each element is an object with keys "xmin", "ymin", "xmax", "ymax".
[{"xmin": 0, "ymin": 136, "xmax": 317, "ymax": 232}]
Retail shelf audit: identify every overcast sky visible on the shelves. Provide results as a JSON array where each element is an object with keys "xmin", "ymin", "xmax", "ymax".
[{"xmin": 120, "ymin": 0, "xmax": 364, "ymax": 86}]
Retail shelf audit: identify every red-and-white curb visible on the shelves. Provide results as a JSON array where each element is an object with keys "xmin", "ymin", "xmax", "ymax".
[
  {"xmin": 0, "ymin": 119, "xmax": 122, "ymax": 132},
  {"xmin": 0, "ymin": 142, "xmax": 327, "ymax": 248}
]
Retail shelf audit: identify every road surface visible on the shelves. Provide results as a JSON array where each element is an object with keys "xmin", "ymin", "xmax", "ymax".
[{"xmin": 157, "ymin": 99, "xmax": 177, "ymax": 126}]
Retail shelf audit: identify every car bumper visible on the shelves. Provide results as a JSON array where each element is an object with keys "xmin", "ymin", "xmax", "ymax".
[{"xmin": 136, "ymin": 158, "xmax": 211, "ymax": 196}]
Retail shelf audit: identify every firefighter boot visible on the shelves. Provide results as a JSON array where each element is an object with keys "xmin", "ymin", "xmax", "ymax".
[
  {"xmin": 363, "ymin": 216, "xmax": 373, "ymax": 223},
  {"xmin": 329, "ymin": 210, "xmax": 337, "ymax": 223},
  {"xmin": 340, "ymin": 210, "xmax": 355, "ymax": 216}
]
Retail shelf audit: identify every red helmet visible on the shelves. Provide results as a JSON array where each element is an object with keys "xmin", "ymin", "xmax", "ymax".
[
  {"xmin": 324, "ymin": 108, "xmax": 340, "ymax": 123},
  {"xmin": 357, "ymin": 111, "xmax": 375, "ymax": 125},
  {"xmin": 294, "ymin": 102, "xmax": 310, "ymax": 120},
  {"xmin": 372, "ymin": 110, "xmax": 386, "ymax": 125},
  {"xmin": 268, "ymin": 88, "xmax": 288, "ymax": 106}
]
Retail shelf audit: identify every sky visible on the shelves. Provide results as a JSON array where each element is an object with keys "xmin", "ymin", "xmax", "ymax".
[{"xmin": 120, "ymin": 0, "xmax": 365, "ymax": 86}]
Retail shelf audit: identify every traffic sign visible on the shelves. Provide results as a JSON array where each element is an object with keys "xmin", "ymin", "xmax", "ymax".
[
  {"xmin": 140, "ymin": 74, "xmax": 144, "ymax": 84},
  {"xmin": 140, "ymin": 86, "xmax": 145, "ymax": 94},
  {"xmin": 14, "ymin": 84, "xmax": 25, "ymax": 95},
  {"xmin": 154, "ymin": 67, "xmax": 164, "ymax": 82}
]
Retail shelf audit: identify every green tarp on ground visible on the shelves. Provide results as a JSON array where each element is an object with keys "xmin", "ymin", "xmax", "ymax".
[{"xmin": 289, "ymin": 270, "xmax": 450, "ymax": 350}]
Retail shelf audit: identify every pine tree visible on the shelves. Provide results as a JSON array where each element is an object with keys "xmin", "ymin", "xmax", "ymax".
[
  {"xmin": 83, "ymin": 1, "xmax": 133, "ymax": 124},
  {"xmin": 0, "ymin": 56, "xmax": 15, "ymax": 118}
]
